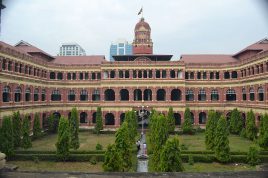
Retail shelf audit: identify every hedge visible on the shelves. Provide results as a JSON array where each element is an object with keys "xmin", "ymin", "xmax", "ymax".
[
  {"xmin": 11, "ymin": 154, "xmax": 105, "ymax": 162},
  {"xmin": 15, "ymin": 150, "xmax": 105, "ymax": 154}
]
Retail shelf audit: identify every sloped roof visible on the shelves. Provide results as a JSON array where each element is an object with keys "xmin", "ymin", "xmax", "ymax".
[
  {"xmin": 51, "ymin": 56, "xmax": 106, "ymax": 65},
  {"xmin": 233, "ymin": 38, "xmax": 268, "ymax": 57},
  {"xmin": 180, "ymin": 54, "xmax": 238, "ymax": 64},
  {"xmin": 14, "ymin": 40, "xmax": 54, "ymax": 60}
]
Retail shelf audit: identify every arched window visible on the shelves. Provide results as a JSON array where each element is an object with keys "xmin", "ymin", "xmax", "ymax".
[
  {"xmin": 50, "ymin": 72, "xmax": 55, "ymax": 79},
  {"xmin": 68, "ymin": 90, "xmax": 76, "ymax": 101},
  {"xmin": 190, "ymin": 112, "xmax": 194, "ymax": 124},
  {"xmin": 190, "ymin": 72, "xmax": 194, "ymax": 79},
  {"xmin": 224, "ymin": 71, "xmax": 230, "ymax": 79},
  {"xmin": 51, "ymin": 90, "xmax": 61, "ymax": 101},
  {"xmin": 174, "ymin": 113, "xmax": 181, "ymax": 125},
  {"xmin": 80, "ymin": 90, "xmax": 88, "ymax": 101},
  {"xmin": 134, "ymin": 89, "xmax": 142, "ymax": 101},
  {"xmin": 120, "ymin": 89, "xmax": 129, "ymax": 101},
  {"xmin": 211, "ymin": 89, "xmax": 219, "ymax": 101},
  {"xmin": 198, "ymin": 89, "xmax": 206, "ymax": 101},
  {"xmin": 157, "ymin": 89, "xmax": 166, "ymax": 101},
  {"xmin": 170, "ymin": 70, "xmax": 176, "ymax": 78},
  {"xmin": 186, "ymin": 89, "xmax": 194, "ymax": 101},
  {"xmin": 249, "ymin": 87, "xmax": 255, "ymax": 101},
  {"xmin": 105, "ymin": 113, "xmax": 115, "ymax": 125},
  {"xmin": 34, "ymin": 88, "xmax": 39, "ymax": 101},
  {"xmin": 177, "ymin": 70, "xmax": 183, "ymax": 79},
  {"xmin": 119, "ymin": 70, "xmax": 124, "ymax": 78},
  {"xmin": 210, "ymin": 72, "xmax": 214, "ymax": 79},
  {"xmin": 171, "ymin": 89, "xmax": 182, "ymax": 101},
  {"xmin": 2, "ymin": 59, "xmax": 6, "ymax": 70},
  {"xmin": 148, "ymin": 70, "xmax": 153, "ymax": 78},
  {"xmin": 202, "ymin": 72, "xmax": 207, "ymax": 79},
  {"xmin": 242, "ymin": 88, "xmax": 247, "ymax": 101},
  {"xmin": 8, "ymin": 61, "xmax": 12, "ymax": 71},
  {"xmin": 14, "ymin": 87, "xmax": 21, "ymax": 102},
  {"xmin": 110, "ymin": 70, "xmax": 115, "ymax": 78},
  {"xmin": 231, "ymin": 71, "xmax": 237, "ymax": 78},
  {"xmin": 144, "ymin": 89, "xmax": 152, "ymax": 101},
  {"xmin": 42, "ymin": 89, "xmax": 46, "ymax": 101},
  {"xmin": 138, "ymin": 70, "xmax": 142, "ymax": 78},
  {"xmin": 133, "ymin": 70, "xmax": 137, "ymax": 78},
  {"xmin": 226, "ymin": 89, "xmax": 236, "ymax": 101},
  {"xmin": 57, "ymin": 72, "xmax": 63, "ymax": 80},
  {"xmin": 25, "ymin": 88, "xmax": 31, "ymax": 102},
  {"xmin": 125, "ymin": 70, "xmax": 129, "ymax": 78},
  {"xmin": 199, "ymin": 112, "xmax": 206, "ymax": 124},
  {"xmin": 104, "ymin": 89, "xmax": 115, "ymax": 101},
  {"xmin": 162, "ymin": 70, "xmax": 167, "ymax": 78},
  {"xmin": 258, "ymin": 87, "xmax": 264, "ymax": 101},
  {"xmin": 92, "ymin": 89, "xmax": 100, "ymax": 101},
  {"xmin": 80, "ymin": 112, "xmax": 88, "ymax": 123},
  {"xmin": 156, "ymin": 70, "xmax": 160, "ymax": 78}
]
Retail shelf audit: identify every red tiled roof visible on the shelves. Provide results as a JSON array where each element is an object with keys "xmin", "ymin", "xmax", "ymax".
[
  {"xmin": 14, "ymin": 40, "xmax": 54, "ymax": 59},
  {"xmin": 233, "ymin": 38, "xmax": 268, "ymax": 57},
  {"xmin": 180, "ymin": 54, "xmax": 238, "ymax": 64},
  {"xmin": 51, "ymin": 56, "xmax": 106, "ymax": 65}
]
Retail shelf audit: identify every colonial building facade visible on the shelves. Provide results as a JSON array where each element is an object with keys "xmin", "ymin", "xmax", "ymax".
[{"xmin": 0, "ymin": 18, "xmax": 267, "ymax": 129}]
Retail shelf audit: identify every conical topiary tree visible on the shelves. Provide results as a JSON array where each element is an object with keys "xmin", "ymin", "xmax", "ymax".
[
  {"xmin": 215, "ymin": 115, "xmax": 230, "ymax": 163},
  {"xmin": 247, "ymin": 145, "xmax": 260, "ymax": 166},
  {"xmin": 258, "ymin": 114, "xmax": 268, "ymax": 148},
  {"xmin": 33, "ymin": 113, "xmax": 42, "ymax": 140},
  {"xmin": 167, "ymin": 107, "xmax": 175, "ymax": 133},
  {"xmin": 182, "ymin": 107, "xmax": 193, "ymax": 134},
  {"xmin": 95, "ymin": 107, "xmax": 103, "ymax": 135},
  {"xmin": 103, "ymin": 144, "xmax": 123, "ymax": 172},
  {"xmin": 21, "ymin": 116, "xmax": 32, "ymax": 149},
  {"xmin": 48, "ymin": 114, "xmax": 55, "ymax": 134},
  {"xmin": 229, "ymin": 108, "xmax": 243, "ymax": 134},
  {"xmin": 69, "ymin": 108, "xmax": 80, "ymax": 150},
  {"xmin": 246, "ymin": 110, "xmax": 257, "ymax": 140},
  {"xmin": 160, "ymin": 136, "xmax": 184, "ymax": 172},
  {"xmin": 56, "ymin": 117, "xmax": 70, "ymax": 161},
  {"xmin": 124, "ymin": 110, "xmax": 138, "ymax": 144},
  {"xmin": 115, "ymin": 122, "xmax": 132, "ymax": 171},
  {"xmin": 205, "ymin": 110, "xmax": 218, "ymax": 150},
  {"xmin": 0, "ymin": 116, "xmax": 14, "ymax": 159},
  {"xmin": 12, "ymin": 111, "xmax": 22, "ymax": 148}
]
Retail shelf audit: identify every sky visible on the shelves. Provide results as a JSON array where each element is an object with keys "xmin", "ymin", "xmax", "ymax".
[{"xmin": 1, "ymin": 0, "xmax": 268, "ymax": 60}]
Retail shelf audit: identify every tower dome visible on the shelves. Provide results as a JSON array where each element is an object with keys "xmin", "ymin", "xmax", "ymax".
[{"xmin": 132, "ymin": 17, "xmax": 153, "ymax": 54}]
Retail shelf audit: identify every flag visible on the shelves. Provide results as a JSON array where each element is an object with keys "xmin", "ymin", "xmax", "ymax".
[{"xmin": 138, "ymin": 8, "xmax": 143, "ymax": 15}]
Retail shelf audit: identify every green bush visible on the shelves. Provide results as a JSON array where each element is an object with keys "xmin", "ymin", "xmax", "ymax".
[
  {"xmin": 90, "ymin": 156, "xmax": 97, "ymax": 165},
  {"xmin": 180, "ymin": 144, "xmax": 188, "ymax": 150},
  {"xmin": 69, "ymin": 108, "xmax": 80, "ymax": 150},
  {"xmin": 0, "ymin": 116, "xmax": 14, "ymax": 159},
  {"xmin": 188, "ymin": 155, "xmax": 194, "ymax": 165},
  {"xmin": 95, "ymin": 107, "xmax": 103, "ymax": 135},
  {"xmin": 240, "ymin": 128, "xmax": 247, "ymax": 138},
  {"xmin": 33, "ymin": 113, "xmax": 42, "ymax": 140},
  {"xmin": 247, "ymin": 146, "xmax": 260, "ymax": 166},
  {"xmin": 96, "ymin": 143, "xmax": 103, "ymax": 150},
  {"xmin": 182, "ymin": 108, "xmax": 194, "ymax": 134},
  {"xmin": 56, "ymin": 117, "xmax": 70, "ymax": 161},
  {"xmin": 246, "ymin": 110, "xmax": 258, "ymax": 141}
]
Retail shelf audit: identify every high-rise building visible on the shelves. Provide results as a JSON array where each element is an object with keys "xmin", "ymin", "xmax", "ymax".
[
  {"xmin": 59, "ymin": 43, "xmax": 86, "ymax": 56},
  {"xmin": 109, "ymin": 39, "xmax": 132, "ymax": 61}
]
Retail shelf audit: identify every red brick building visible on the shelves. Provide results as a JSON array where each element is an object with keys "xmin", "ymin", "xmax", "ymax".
[{"xmin": 0, "ymin": 18, "xmax": 267, "ymax": 129}]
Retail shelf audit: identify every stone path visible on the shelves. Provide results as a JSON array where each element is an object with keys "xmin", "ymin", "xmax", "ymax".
[{"xmin": 137, "ymin": 133, "xmax": 148, "ymax": 172}]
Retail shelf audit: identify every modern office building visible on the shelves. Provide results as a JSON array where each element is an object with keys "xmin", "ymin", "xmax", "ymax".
[
  {"xmin": 0, "ymin": 17, "xmax": 267, "ymax": 129},
  {"xmin": 110, "ymin": 39, "xmax": 132, "ymax": 61},
  {"xmin": 59, "ymin": 43, "xmax": 86, "ymax": 56}
]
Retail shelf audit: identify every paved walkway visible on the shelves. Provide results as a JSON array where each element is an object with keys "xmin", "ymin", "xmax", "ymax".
[{"xmin": 137, "ymin": 133, "xmax": 148, "ymax": 172}]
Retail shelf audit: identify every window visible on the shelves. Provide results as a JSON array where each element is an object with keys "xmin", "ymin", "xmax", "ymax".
[
  {"xmin": 14, "ymin": 87, "xmax": 21, "ymax": 102},
  {"xmin": 148, "ymin": 70, "xmax": 153, "ymax": 78},
  {"xmin": 143, "ymin": 70, "xmax": 147, "ymax": 78},
  {"xmin": 92, "ymin": 72, "xmax": 96, "ymax": 80},
  {"xmin": 85, "ymin": 73, "xmax": 89, "ymax": 80},
  {"xmin": 92, "ymin": 89, "xmax": 100, "ymax": 101},
  {"xmin": 103, "ymin": 71, "xmax": 109, "ymax": 79},
  {"xmin": 249, "ymin": 87, "xmax": 255, "ymax": 101},
  {"xmin": 226, "ymin": 89, "xmax": 236, "ymax": 101},
  {"xmin": 120, "ymin": 89, "xmax": 129, "ymax": 101},
  {"xmin": 186, "ymin": 89, "xmax": 194, "ymax": 101},
  {"xmin": 224, "ymin": 71, "xmax": 230, "ymax": 79},
  {"xmin": 110, "ymin": 71, "xmax": 115, "ymax": 78},
  {"xmin": 133, "ymin": 70, "xmax": 137, "ymax": 78},
  {"xmin": 34, "ymin": 88, "xmax": 39, "ymax": 101},
  {"xmin": 203, "ymin": 72, "xmax": 207, "ymax": 79},
  {"xmin": 42, "ymin": 89, "xmax": 46, "ymax": 101},
  {"xmin": 68, "ymin": 90, "xmax": 76, "ymax": 101},
  {"xmin": 72, "ymin": 73, "xmax": 76, "ymax": 80},
  {"xmin": 2, "ymin": 59, "xmax": 6, "ymax": 70},
  {"xmin": 15, "ymin": 63, "xmax": 19, "ymax": 72},
  {"xmin": 138, "ymin": 70, "xmax": 142, "ymax": 78},
  {"xmin": 51, "ymin": 90, "xmax": 61, "ymax": 101},
  {"xmin": 231, "ymin": 71, "xmax": 237, "ymax": 78},
  {"xmin": 125, "ymin": 70, "xmax": 130, "ymax": 78},
  {"xmin": 242, "ymin": 88, "xmax": 246, "ymax": 101},
  {"xmin": 2, "ymin": 86, "xmax": 11, "ymax": 102},
  {"xmin": 198, "ymin": 89, "xmax": 206, "ymax": 101},
  {"xmin": 50, "ymin": 72, "xmax": 56, "ymax": 79},
  {"xmin": 79, "ymin": 73, "xmax": 83, "ymax": 80},
  {"xmin": 215, "ymin": 72, "xmax": 220, "ymax": 79},
  {"xmin": 197, "ymin": 72, "xmax": 201, "ymax": 79},
  {"xmin": 258, "ymin": 87, "xmax": 264, "ymax": 101},
  {"xmin": 211, "ymin": 89, "xmax": 219, "ymax": 101},
  {"xmin": 162, "ymin": 70, "xmax": 166, "ymax": 78},
  {"xmin": 80, "ymin": 90, "xmax": 88, "ymax": 101},
  {"xmin": 185, "ymin": 72, "xmax": 189, "ymax": 79},
  {"xmin": 97, "ymin": 72, "xmax": 101, "ymax": 79},
  {"xmin": 171, "ymin": 70, "xmax": 176, "ymax": 78},
  {"xmin": 156, "ymin": 70, "xmax": 160, "ymax": 78},
  {"xmin": 8, "ymin": 61, "xmax": 12, "ymax": 71},
  {"xmin": 67, "ymin": 73, "xmax": 71, "ymax": 80},
  {"xmin": 25, "ymin": 88, "xmax": 31, "ymax": 102},
  {"xmin": 119, "ymin": 70, "xmax": 124, "ymax": 78},
  {"xmin": 210, "ymin": 72, "xmax": 214, "ymax": 79},
  {"xmin": 190, "ymin": 72, "xmax": 194, "ymax": 79},
  {"xmin": 157, "ymin": 89, "xmax": 166, "ymax": 101},
  {"xmin": 57, "ymin": 72, "xmax": 63, "ymax": 80}
]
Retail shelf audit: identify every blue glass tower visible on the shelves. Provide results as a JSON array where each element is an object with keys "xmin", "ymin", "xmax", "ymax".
[{"xmin": 110, "ymin": 39, "xmax": 133, "ymax": 61}]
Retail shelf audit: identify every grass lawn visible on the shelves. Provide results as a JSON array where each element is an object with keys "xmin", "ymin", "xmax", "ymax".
[
  {"xmin": 17, "ymin": 132, "xmax": 115, "ymax": 151},
  {"xmin": 173, "ymin": 133, "xmax": 257, "ymax": 152},
  {"xmin": 8, "ymin": 161, "xmax": 259, "ymax": 173}
]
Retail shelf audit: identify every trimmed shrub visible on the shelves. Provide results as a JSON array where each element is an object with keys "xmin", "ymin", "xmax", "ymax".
[
  {"xmin": 95, "ymin": 107, "xmax": 103, "ymax": 135},
  {"xmin": 246, "ymin": 110, "xmax": 257, "ymax": 140},
  {"xmin": 96, "ymin": 143, "xmax": 103, "ymax": 150},
  {"xmin": 12, "ymin": 111, "xmax": 22, "ymax": 148},
  {"xmin": 21, "ymin": 116, "xmax": 32, "ymax": 149},
  {"xmin": 247, "ymin": 146, "xmax": 260, "ymax": 166},
  {"xmin": 205, "ymin": 110, "xmax": 218, "ymax": 150},
  {"xmin": 103, "ymin": 144, "xmax": 123, "ymax": 172},
  {"xmin": 188, "ymin": 155, "xmax": 194, "ymax": 165},
  {"xmin": 0, "ymin": 116, "xmax": 14, "ymax": 159},
  {"xmin": 182, "ymin": 108, "xmax": 194, "ymax": 134},
  {"xmin": 33, "ymin": 113, "xmax": 42, "ymax": 140},
  {"xmin": 56, "ymin": 117, "xmax": 70, "ymax": 161},
  {"xmin": 229, "ymin": 108, "xmax": 243, "ymax": 135},
  {"xmin": 69, "ymin": 108, "xmax": 80, "ymax": 150},
  {"xmin": 240, "ymin": 128, "xmax": 247, "ymax": 138},
  {"xmin": 180, "ymin": 144, "xmax": 188, "ymax": 150},
  {"xmin": 258, "ymin": 114, "xmax": 268, "ymax": 148},
  {"xmin": 90, "ymin": 156, "xmax": 97, "ymax": 165},
  {"xmin": 167, "ymin": 107, "xmax": 175, "ymax": 133}
]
